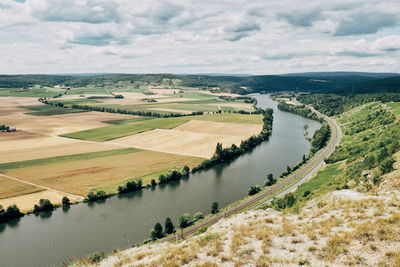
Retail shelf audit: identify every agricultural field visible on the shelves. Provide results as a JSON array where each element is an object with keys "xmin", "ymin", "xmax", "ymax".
[
  {"xmin": 0, "ymin": 87, "xmax": 260, "ymax": 212},
  {"xmin": 2, "ymin": 150, "xmax": 203, "ymax": 196}
]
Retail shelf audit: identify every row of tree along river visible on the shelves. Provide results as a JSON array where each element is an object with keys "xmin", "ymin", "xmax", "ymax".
[{"xmin": 0, "ymin": 94, "xmax": 321, "ymax": 267}]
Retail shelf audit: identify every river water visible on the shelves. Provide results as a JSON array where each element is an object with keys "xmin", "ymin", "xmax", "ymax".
[{"xmin": 0, "ymin": 95, "xmax": 321, "ymax": 267}]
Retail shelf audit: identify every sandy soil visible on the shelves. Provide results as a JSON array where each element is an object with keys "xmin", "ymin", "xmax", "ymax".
[
  {"xmin": 175, "ymin": 120, "xmax": 262, "ymax": 137},
  {"xmin": 0, "ymin": 135, "xmax": 119, "ymax": 164},
  {"xmin": 108, "ymin": 128, "xmax": 249, "ymax": 158},
  {"xmin": 0, "ymin": 96, "xmax": 41, "ymax": 108},
  {"xmin": 51, "ymin": 111, "xmax": 134, "ymax": 122},
  {"xmin": 0, "ymin": 190, "xmax": 82, "ymax": 212},
  {"xmin": 147, "ymin": 108, "xmax": 193, "ymax": 114},
  {"xmin": 0, "ymin": 113, "xmax": 107, "ymax": 136},
  {"xmin": 4, "ymin": 151, "xmax": 203, "ymax": 196}
]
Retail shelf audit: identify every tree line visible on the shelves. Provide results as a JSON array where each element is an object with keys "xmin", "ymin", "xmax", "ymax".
[{"xmin": 192, "ymin": 108, "xmax": 274, "ymax": 172}]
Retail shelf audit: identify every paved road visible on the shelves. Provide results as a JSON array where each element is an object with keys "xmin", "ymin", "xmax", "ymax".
[{"xmin": 163, "ymin": 106, "xmax": 342, "ymax": 242}]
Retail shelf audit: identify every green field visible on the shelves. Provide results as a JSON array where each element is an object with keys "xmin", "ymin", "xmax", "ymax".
[
  {"xmin": 0, "ymin": 88, "xmax": 64, "ymax": 98},
  {"xmin": 166, "ymin": 91, "xmax": 217, "ymax": 99},
  {"xmin": 23, "ymin": 105, "xmax": 86, "ymax": 116},
  {"xmin": 104, "ymin": 116, "xmax": 157, "ymax": 125},
  {"xmin": 61, "ymin": 113, "xmax": 263, "ymax": 141},
  {"xmin": 291, "ymin": 163, "xmax": 343, "ymax": 206},
  {"xmin": 61, "ymin": 116, "xmax": 191, "ymax": 141},
  {"xmin": 0, "ymin": 148, "xmax": 141, "ymax": 171},
  {"xmin": 387, "ymin": 102, "xmax": 400, "ymax": 118}
]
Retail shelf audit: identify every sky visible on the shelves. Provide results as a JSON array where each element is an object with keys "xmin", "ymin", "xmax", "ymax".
[{"xmin": 1, "ymin": 0, "xmax": 400, "ymax": 75}]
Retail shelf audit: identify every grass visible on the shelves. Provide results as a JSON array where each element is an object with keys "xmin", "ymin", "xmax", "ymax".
[
  {"xmin": 22, "ymin": 105, "xmax": 86, "ymax": 116},
  {"xmin": 61, "ymin": 116, "xmax": 191, "ymax": 141},
  {"xmin": 0, "ymin": 148, "xmax": 141, "ymax": 171},
  {"xmin": 61, "ymin": 113, "xmax": 263, "ymax": 141},
  {"xmin": 0, "ymin": 87, "xmax": 64, "ymax": 98},
  {"xmin": 166, "ymin": 91, "xmax": 217, "ymax": 99},
  {"xmin": 387, "ymin": 102, "xmax": 400, "ymax": 119},
  {"xmin": 103, "ymin": 116, "xmax": 156, "ymax": 125}
]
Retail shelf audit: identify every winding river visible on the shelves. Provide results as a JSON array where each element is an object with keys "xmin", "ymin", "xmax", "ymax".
[{"xmin": 0, "ymin": 95, "xmax": 321, "ymax": 267}]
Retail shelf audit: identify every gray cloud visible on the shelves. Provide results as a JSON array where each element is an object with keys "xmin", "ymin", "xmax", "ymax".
[
  {"xmin": 30, "ymin": 0, "xmax": 120, "ymax": 24},
  {"xmin": 224, "ymin": 20, "xmax": 261, "ymax": 41},
  {"xmin": 335, "ymin": 51, "xmax": 379, "ymax": 57},
  {"xmin": 335, "ymin": 12, "xmax": 398, "ymax": 36},
  {"xmin": 279, "ymin": 9, "xmax": 322, "ymax": 27}
]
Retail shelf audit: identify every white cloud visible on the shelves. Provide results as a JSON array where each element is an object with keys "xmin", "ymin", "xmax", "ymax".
[{"xmin": 0, "ymin": 0, "xmax": 399, "ymax": 74}]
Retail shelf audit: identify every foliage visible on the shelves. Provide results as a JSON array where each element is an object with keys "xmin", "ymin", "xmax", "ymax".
[
  {"xmin": 264, "ymin": 173, "xmax": 277, "ymax": 187},
  {"xmin": 164, "ymin": 217, "xmax": 174, "ymax": 234},
  {"xmin": 85, "ymin": 191, "xmax": 108, "ymax": 202},
  {"xmin": 0, "ymin": 204, "xmax": 24, "ymax": 223},
  {"xmin": 311, "ymin": 124, "xmax": 330, "ymax": 153},
  {"xmin": 192, "ymin": 108, "xmax": 273, "ymax": 172},
  {"xmin": 194, "ymin": 212, "xmax": 204, "ymax": 221},
  {"xmin": 272, "ymin": 193, "xmax": 296, "ymax": 210},
  {"xmin": 277, "ymin": 101, "xmax": 322, "ymax": 122},
  {"xmin": 150, "ymin": 222, "xmax": 164, "ymax": 240},
  {"xmin": 117, "ymin": 179, "xmax": 143, "ymax": 194},
  {"xmin": 211, "ymin": 202, "xmax": 219, "ymax": 214},
  {"xmin": 33, "ymin": 199, "xmax": 55, "ymax": 213},
  {"xmin": 87, "ymin": 252, "xmax": 103, "ymax": 263},
  {"xmin": 178, "ymin": 213, "xmax": 192, "ymax": 229},
  {"xmin": 0, "ymin": 124, "xmax": 16, "ymax": 132},
  {"xmin": 62, "ymin": 196, "xmax": 71, "ymax": 207},
  {"xmin": 248, "ymin": 185, "xmax": 261, "ymax": 195}
]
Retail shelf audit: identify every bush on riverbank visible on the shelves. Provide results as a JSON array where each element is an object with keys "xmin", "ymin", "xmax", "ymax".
[{"xmin": 0, "ymin": 204, "xmax": 24, "ymax": 223}]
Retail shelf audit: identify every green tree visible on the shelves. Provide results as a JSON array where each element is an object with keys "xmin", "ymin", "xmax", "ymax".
[
  {"xmin": 194, "ymin": 212, "xmax": 204, "ymax": 221},
  {"xmin": 62, "ymin": 196, "xmax": 70, "ymax": 207},
  {"xmin": 164, "ymin": 217, "xmax": 174, "ymax": 234},
  {"xmin": 178, "ymin": 213, "xmax": 191, "ymax": 229},
  {"xmin": 154, "ymin": 222, "xmax": 163, "ymax": 239},
  {"xmin": 182, "ymin": 165, "xmax": 190, "ymax": 176},
  {"xmin": 264, "ymin": 174, "xmax": 277, "ymax": 186},
  {"xmin": 248, "ymin": 185, "xmax": 261, "ymax": 195},
  {"xmin": 211, "ymin": 202, "xmax": 219, "ymax": 214},
  {"xmin": 151, "ymin": 179, "xmax": 157, "ymax": 187}
]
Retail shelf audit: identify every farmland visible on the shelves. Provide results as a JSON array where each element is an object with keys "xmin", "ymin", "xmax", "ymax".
[{"xmin": 0, "ymin": 86, "xmax": 262, "ymax": 212}]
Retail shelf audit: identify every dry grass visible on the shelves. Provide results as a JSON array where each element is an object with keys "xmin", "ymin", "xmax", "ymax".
[
  {"xmin": 0, "ymin": 176, "xmax": 42, "ymax": 199},
  {"xmin": 108, "ymin": 128, "xmax": 248, "ymax": 158},
  {"xmin": 4, "ymin": 150, "xmax": 203, "ymax": 195},
  {"xmin": 0, "ymin": 190, "xmax": 82, "ymax": 212}
]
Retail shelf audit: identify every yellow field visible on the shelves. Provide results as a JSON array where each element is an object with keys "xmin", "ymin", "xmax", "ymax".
[
  {"xmin": 0, "ymin": 176, "xmax": 42, "ymax": 199},
  {"xmin": 0, "ymin": 135, "xmax": 120, "ymax": 164},
  {"xmin": 174, "ymin": 120, "xmax": 262, "ymax": 137},
  {"xmin": 107, "ymin": 120, "xmax": 262, "ymax": 158},
  {"xmin": 4, "ymin": 151, "xmax": 203, "ymax": 196},
  {"xmin": 0, "ymin": 190, "xmax": 82, "ymax": 213}
]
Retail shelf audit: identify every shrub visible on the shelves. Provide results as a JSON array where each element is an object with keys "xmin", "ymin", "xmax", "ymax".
[
  {"xmin": 211, "ymin": 202, "xmax": 219, "ymax": 214},
  {"xmin": 62, "ymin": 196, "xmax": 70, "ymax": 207},
  {"xmin": 33, "ymin": 199, "xmax": 54, "ymax": 213},
  {"xmin": 194, "ymin": 212, "xmax": 204, "ymax": 221},
  {"xmin": 87, "ymin": 252, "xmax": 103, "ymax": 263},
  {"xmin": 248, "ymin": 185, "xmax": 261, "ymax": 196}
]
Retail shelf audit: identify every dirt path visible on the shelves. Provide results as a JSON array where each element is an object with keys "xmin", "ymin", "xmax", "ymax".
[{"xmin": 0, "ymin": 173, "xmax": 85, "ymax": 199}]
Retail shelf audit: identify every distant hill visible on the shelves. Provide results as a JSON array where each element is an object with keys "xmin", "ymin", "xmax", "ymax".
[
  {"xmin": 0, "ymin": 72, "xmax": 399, "ymax": 95},
  {"xmin": 278, "ymin": 71, "xmax": 400, "ymax": 78}
]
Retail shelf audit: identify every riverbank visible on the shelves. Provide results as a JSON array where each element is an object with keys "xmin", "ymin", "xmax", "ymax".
[{"xmin": 0, "ymin": 95, "xmax": 322, "ymax": 267}]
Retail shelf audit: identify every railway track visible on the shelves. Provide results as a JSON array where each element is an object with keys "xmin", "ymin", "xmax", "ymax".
[{"xmin": 163, "ymin": 107, "xmax": 342, "ymax": 242}]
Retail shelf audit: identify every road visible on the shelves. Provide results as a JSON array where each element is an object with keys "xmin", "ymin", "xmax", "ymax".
[{"xmin": 163, "ymin": 105, "xmax": 342, "ymax": 242}]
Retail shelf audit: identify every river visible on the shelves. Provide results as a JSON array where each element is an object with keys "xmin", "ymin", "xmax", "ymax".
[{"xmin": 0, "ymin": 95, "xmax": 321, "ymax": 267}]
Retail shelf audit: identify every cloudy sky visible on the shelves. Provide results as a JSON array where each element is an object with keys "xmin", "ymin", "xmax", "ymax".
[{"xmin": 1, "ymin": 0, "xmax": 400, "ymax": 74}]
